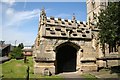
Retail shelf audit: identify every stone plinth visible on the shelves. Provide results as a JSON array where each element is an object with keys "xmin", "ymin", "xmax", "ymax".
[
  {"xmin": 34, "ymin": 63, "xmax": 55, "ymax": 75},
  {"xmin": 80, "ymin": 57, "xmax": 98, "ymax": 72},
  {"xmin": 96, "ymin": 60, "xmax": 106, "ymax": 68},
  {"xmin": 80, "ymin": 63, "xmax": 98, "ymax": 72}
]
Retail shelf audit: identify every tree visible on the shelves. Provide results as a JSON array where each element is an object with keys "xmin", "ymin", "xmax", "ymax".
[
  {"xmin": 18, "ymin": 43, "xmax": 24, "ymax": 49},
  {"xmin": 10, "ymin": 46, "xmax": 24, "ymax": 59},
  {"xmin": 97, "ymin": 2, "xmax": 120, "ymax": 53}
]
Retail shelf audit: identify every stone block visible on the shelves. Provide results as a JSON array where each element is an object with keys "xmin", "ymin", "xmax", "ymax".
[
  {"xmin": 107, "ymin": 60, "xmax": 119, "ymax": 67},
  {"xmin": 96, "ymin": 60, "xmax": 106, "ymax": 67},
  {"xmin": 34, "ymin": 64, "xmax": 55, "ymax": 75},
  {"xmin": 80, "ymin": 63, "xmax": 98, "ymax": 72}
]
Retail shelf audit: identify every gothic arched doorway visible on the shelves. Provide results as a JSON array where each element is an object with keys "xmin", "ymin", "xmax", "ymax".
[{"xmin": 55, "ymin": 42, "xmax": 80, "ymax": 74}]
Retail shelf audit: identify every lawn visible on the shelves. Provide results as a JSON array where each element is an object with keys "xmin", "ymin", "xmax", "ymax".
[
  {"xmin": 1, "ymin": 57, "xmax": 63, "ymax": 79},
  {"xmin": 1, "ymin": 57, "xmax": 35, "ymax": 78}
]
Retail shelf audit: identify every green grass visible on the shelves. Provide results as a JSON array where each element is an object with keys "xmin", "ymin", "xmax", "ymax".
[
  {"xmin": 1, "ymin": 57, "xmax": 34, "ymax": 78},
  {"xmin": 1, "ymin": 57, "xmax": 63, "ymax": 79},
  {"xmin": 2, "ymin": 59, "xmax": 27, "ymax": 78},
  {"xmin": 80, "ymin": 73, "xmax": 98, "ymax": 80}
]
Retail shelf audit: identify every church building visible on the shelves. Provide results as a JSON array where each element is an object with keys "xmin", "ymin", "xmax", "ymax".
[{"xmin": 33, "ymin": 0, "xmax": 120, "ymax": 75}]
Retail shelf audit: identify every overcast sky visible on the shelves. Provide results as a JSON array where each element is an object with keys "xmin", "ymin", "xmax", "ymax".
[{"xmin": 0, "ymin": 1, "xmax": 87, "ymax": 46}]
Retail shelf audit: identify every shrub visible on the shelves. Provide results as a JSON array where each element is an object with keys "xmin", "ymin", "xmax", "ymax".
[{"xmin": 10, "ymin": 47, "xmax": 23, "ymax": 59}]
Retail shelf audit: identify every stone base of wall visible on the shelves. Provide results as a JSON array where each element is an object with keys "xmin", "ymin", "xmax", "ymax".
[
  {"xmin": 34, "ymin": 63, "xmax": 55, "ymax": 75},
  {"xmin": 96, "ymin": 60, "xmax": 106, "ymax": 68},
  {"xmin": 107, "ymin": 60, "xmax": 120, "ymax": 67},
  {"xmin": 96, "ymin": 60, "xmax": 120, "ymax": 68},
  {"xmin": 80, "ymin": 63, "xmax": 98, "ymax": 72},
  {"xmin": 34, "ymin": 62, "xmax": 98, "ymax": 75}
]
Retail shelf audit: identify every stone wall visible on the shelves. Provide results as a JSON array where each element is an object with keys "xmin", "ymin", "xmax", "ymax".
[
  {"xmin": 34, "ymin": 37, "xmax": 99, "ymax": 74},
  {"xmin": 33, "ymin": 8, "xmax": 120, "ymax": 75}
]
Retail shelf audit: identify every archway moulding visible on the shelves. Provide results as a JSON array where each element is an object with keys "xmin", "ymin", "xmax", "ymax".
[{"xmin": 53, "ymin": 40, "xmax": 80, "ymax": 52}]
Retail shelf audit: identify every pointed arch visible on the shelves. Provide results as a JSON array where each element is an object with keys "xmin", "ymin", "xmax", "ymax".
[{"xmin": 54, "ymin": 41, "xmax": 80, "ymax": 52}]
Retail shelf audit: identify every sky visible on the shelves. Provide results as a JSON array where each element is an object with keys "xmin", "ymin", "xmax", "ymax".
[{"xmin": 0, "ymin": 1, "xmax": 87, "ymax": 46}]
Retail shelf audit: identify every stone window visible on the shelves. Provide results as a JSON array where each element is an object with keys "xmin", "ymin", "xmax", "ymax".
[
  {"xmin": 55, "ymin": 20, "xmax": 58, "ymax": 24},
  {"xmin": 46, "ymin": 27, "xmax": 51, "ymax": 30},
  {"xmin": 71, "ymin": 21, "xmax": 74, "ymax": 23},
  {"xmin": 47, "ymin": 20, "xmax": 50, "ymax": 22},
  {"xmin": 50, "ymin": 16, "xmax": 54, "ymax": 20},
  {"xmin": 82, "ymin": 34, "xmax": 86, "ymax": 37},
  {"xmin": 73, "ymin": 33, "xmax": 77, "ymax": 36},
  {"xmin": 81, "ymin": 28, "xmax": 85, "ymax": 30},
  {"xmin": 58, "ymin": 18, "xmax": 61, "ymax": 21},
  {"xmin": 78, "ymin": 24, "xmax": 80, "ymax": 26},
  {"xmin": 61, "ymin": 32, "xmax": 66, "ymax": 36},
  {"xmin": 62, "ymin": 21, "xmax": 65, "ymax": 24},
  {"xmin": 84, "ymin": 25, "xmax": 86, "ymax": 27},
  {"xmin": 86, "ymin": 31, "xmax": 90, "ymax": 33},
  {"xmin": 80, "ymin": 22, "xmax": 83, "ymax": 24},
  {"xmin": 65, "ymin": 19, "xmax": 68, "ymax": 22},
  {"xmin": 86, "ymin": 22, "xmax": 88, "ymax": 25},
  {"xmin": 72, "ymin": 27, "xmax": 76, "ymax": 29},
  {"xmin": 68, "ymin": 22, "xmax": 72, "ymax": 25},
  {"xmin": 50, "ymin": 30, "xmax": 55, "ymax": 34},
  {"xmin": 46, "ymin": 50, "xmax": 51, "ymax": 52}
]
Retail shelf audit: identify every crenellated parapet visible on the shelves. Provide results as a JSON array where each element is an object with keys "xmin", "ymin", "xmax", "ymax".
[{"xmin": 44, "ymin": 17, "xmax": 91, "ymax": 40}]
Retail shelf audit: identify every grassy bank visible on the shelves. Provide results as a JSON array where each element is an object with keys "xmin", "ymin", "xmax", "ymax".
[
  {"xmin": 1, "ymin": 57, "xmax": 63, "ymax": 79},
  {"xmin": 1, "ymin": 57, "xmax": 35, "ymax": 78}
]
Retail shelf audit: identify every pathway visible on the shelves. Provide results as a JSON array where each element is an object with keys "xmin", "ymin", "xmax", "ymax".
[{"xmin": 57, "ymin": 71, "xmax": 84, "ymax": 80}]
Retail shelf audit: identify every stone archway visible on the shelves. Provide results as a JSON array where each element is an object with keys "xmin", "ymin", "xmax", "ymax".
[{"xmin": 55, "ymin": 42, "xmax": 80, "ymax": 74}]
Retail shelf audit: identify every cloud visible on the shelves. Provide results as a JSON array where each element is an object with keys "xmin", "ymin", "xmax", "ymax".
[
  {"xmin": 1, "ymin": 2, "xmax": 53, "ymax": 45},
  {"xmin": 1, "ymin": 2, "xmax": 54, "ymax": 46},
  {"xmin": 5, "ymin": 8, "xmax": 40, "ymax": 26},
  {"xmin": 2, "ymin": 5, "xmax": 40, "ymax": 45},
  {"xmin": 6, "ymin": 8, "xmax": 14, "ymax": 15},
  {"xmin": 1, "ymin": 0, "xmax": 15, "ymax": 6}
]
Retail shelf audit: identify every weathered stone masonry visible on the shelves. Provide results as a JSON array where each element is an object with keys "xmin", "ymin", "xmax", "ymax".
[
  {"xmin": 33, "ymin": 8, "xmax": 100, "ymax": 75},
  {"xmin": 33, "ymin": 1, "xmax": 120, "ymax": 74}
]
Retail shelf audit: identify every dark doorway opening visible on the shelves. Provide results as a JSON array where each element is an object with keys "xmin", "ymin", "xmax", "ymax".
[{"xmin": 55, "ymin": 42, "xmax": 78, "ymax": 74}]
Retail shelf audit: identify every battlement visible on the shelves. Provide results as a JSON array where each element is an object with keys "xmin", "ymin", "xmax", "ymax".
[{"xmin": 41, "ymin": 17, "xmax": 91, "ymax": 39}]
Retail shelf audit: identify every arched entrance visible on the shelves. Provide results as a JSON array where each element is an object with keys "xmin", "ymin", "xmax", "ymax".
[{"xmin": 55, "ymin": 42, "xmax": 80, "ymax": 74}]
